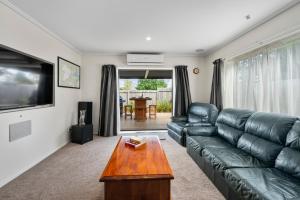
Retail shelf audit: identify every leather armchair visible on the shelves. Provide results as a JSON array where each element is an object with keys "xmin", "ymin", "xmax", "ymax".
[{"xmin": 167, "ymin": 102, "xmax": 218, "ymax": 146}]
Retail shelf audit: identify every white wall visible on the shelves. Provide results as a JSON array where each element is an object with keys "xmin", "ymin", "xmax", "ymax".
[
  {"xmin": 0, "ymin": 3, "xmax": 82, "ymax": 187},
  {"xmin": 81, "ymin": 54, "xmax": 209, "ymax": 132},
  {"xmin": 3, "ymin": 0, "xmax": 297, "ymax": 188},
  {"xmin": 205, "ymin": 3, "xmax": 300, "ymax": 91}
]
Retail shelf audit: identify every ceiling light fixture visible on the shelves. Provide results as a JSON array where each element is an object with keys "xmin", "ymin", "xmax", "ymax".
[{"xmin": 145, "ymin": 36, "xmax": 152, "ymax": 41}]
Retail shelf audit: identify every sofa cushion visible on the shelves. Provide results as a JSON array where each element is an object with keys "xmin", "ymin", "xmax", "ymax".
[
  {"xmin": 187, "ymin": 102, "xmax": 218, "ymax": 124},
  {"xmin": 276, "ymin": 148, "xmax": 300, "ymax": 179},
  {"xmin": 237, "ymin": 133, "xmax": 283, "ymax": 165},
  {"xmin": 202, "ymin": 147, "xmax": 269, "ymax": 174},
  {"xmin": 167, "ymin": 121, "xmax": 186, "ymax": 135},
  {"xmin": 217, "ymin": 123, "xmax": 244, "ymax": 146},
  {"xmin": 275, "ymin": 121, "xmax": 300, "ymax": 179},
  {"xmin": 217, "ymin": 108, "xmax": 254, "ymax": 130},
  {"xmin": 286, "ymin": 120, "xmax": 300, "ymax": 150},
  {"xmin": 225, "ymin": 168, "xmax": 300, "ymax": 200},
  {"xmin": 171, "ymin": 116, "xmax": 188, "ymax": 123},
  {"xmin": 216, "ymin": 108, "xmax": 254, "ymax": 145},
  {"xmin": 185, "ymin": 126, "xmax": 217, "ymax": 136},
  {"xmin": 244, "ymin": 112, "xmax": 297, "ymax": 145},
  {"xmin": 237, "ymin": 112, "xmax": 298, "ymax": 166},
  {"xmin": 187, "ymin": 136, "xmax": 233, "ymax": 155},
  {"xmin": 184, "ymin": 122, "xmax": 212, "ymax": 127}
]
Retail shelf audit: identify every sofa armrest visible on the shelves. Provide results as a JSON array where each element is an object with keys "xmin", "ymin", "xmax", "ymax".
[
  {"xmin": 171, "ymin": 116, "xmax": 188, "ymax": 122},
  {"xmin": 185, "ymin": 126, "xmax": 217, "ymax": 136},
  {"xmin": 184, "ymin": 122, "xmax": 212, "ymax": 127}
]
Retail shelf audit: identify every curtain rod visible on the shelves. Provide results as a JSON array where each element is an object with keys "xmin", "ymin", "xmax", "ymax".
[{"xmin": 224, "ymin": 25, "xmax": 300, "ymax": 62}]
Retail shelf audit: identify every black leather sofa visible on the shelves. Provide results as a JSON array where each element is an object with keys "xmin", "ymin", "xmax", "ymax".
[
  {"xmin": 185, "ymin": 108, "xmax": 300, "ymax": 200},
  {"xmin": 167, "ymin": 102, "xmax": 218, "ymax": 146}
]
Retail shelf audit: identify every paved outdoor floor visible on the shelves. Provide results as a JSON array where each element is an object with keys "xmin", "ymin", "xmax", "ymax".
[{"xmin": 120, "ymin": 112, "xmax": 172, "ymax": 131}]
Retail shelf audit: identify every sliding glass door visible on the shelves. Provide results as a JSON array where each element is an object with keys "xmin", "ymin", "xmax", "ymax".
[{"xmin": 118, "ymin": 69, "xmax": 173, "ymax": 131}]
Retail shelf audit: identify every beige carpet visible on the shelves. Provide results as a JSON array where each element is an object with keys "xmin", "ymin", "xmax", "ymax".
[{"xmin": 0, "ymin": 135, "xmax": 225, "ymax": 200}]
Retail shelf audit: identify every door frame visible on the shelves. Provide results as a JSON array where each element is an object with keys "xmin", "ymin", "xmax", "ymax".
[{"xmin": 116, "ymin": 66, "xmax": 175, "ymax": 134}]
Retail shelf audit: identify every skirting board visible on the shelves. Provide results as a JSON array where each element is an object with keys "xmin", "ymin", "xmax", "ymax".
[{"xmin": 0, "ymin": 139, "xmax": 69, "ymax": 188}]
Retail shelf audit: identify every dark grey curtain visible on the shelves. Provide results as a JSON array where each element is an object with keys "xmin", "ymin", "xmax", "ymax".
[
  {"xmin": 174, "ymin": 65, "xmax": 192, "ymax": 117},
  {"xmin": 210, "ymin": 59, "xmax": 223, "ymax": 110},
  {"xmin": 98, "ymin": 65, "xmax": 117, "ymax": 136}
]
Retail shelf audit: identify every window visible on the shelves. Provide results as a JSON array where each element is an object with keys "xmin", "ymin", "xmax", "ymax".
[{"xmin": 222, "ymin": 35, "xmax": 300, "ymax": 116}]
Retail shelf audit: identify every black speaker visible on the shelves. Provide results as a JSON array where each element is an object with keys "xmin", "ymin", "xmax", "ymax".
[{"xmin": 78, "ymin": 102, "xmax": 93, "ymax": 125}]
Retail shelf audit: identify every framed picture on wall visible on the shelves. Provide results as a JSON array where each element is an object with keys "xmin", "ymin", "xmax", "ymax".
[{"xmin": 57, "ymin": 57, "xmax": 80, "ymax": 89}]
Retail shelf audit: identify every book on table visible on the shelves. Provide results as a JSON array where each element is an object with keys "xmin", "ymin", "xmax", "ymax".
[{"xmin": 125, "ymin": 136, "xmax": 146, "ymax": 148}]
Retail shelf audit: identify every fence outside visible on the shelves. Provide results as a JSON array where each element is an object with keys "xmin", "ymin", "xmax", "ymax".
[{"xmin": 120, "ymin": 89, "xmax": 172, "ymax": 106}]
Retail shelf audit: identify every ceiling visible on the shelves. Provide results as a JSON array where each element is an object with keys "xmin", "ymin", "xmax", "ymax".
[{"xmin": 8, "ymin": 0, "xmax": 298, "ymax": 55}]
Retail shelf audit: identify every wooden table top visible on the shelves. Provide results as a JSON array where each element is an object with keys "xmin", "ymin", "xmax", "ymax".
[
  {"xmin": 100, "ymin": 135, "xmax": 174, "ymax": 181},
  {"xmin": 129, "ymin": 97, "xmax": 152, "ymax": 100}
]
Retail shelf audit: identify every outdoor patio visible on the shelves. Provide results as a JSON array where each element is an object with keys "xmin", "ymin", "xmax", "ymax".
[
  {"xmin": 118, "ymin": 73, "xmax": 173, "ymax": 131},
  {"xmin": 120, "ymin": 112, "xmax": 172, "ymax": 131}
]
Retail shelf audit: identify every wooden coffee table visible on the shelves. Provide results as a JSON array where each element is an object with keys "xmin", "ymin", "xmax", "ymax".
[{"xmin": 100, "ymin": 135, "xmax": 174, "ymax": 200}]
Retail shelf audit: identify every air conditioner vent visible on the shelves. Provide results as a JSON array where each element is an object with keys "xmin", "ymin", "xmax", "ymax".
[{"xmin": 127, "ymin": 54, "xmax": 164, "ymax": 65}]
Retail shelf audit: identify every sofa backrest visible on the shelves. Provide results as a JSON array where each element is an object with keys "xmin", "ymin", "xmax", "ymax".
[
  {"xmin": 187, "ymin": 103, "xmax": 218, "ymax": 124},
  {"xmin": 237, "ymin": 112, "xmax": 297, "ymax": 165},
  {"xmin": 275, "ymin": 120, "xmax": 300, "ymax": 178},
  {"xmin": 216, "ymin": 108, "xmax": 254, "ymax": 146}
]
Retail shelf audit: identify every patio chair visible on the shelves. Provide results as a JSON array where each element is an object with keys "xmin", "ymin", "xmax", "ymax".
[
  {"xmin": 149, "ymin": 105, "xmax": 157, "ymax": 119},
  {"xmin": 124, "ymin": 105, "xmax": 133, "ymax": 119}
]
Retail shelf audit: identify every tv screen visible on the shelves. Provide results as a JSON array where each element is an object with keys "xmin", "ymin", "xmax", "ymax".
[{"xmin": 0, "ymin": 45, "xmax": 54, "ymax": 111}]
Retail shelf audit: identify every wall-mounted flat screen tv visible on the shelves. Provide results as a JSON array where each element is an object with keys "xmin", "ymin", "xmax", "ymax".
[{"xmin": 0, "ymin": 45, "xmax": 54, "ymax": 112}]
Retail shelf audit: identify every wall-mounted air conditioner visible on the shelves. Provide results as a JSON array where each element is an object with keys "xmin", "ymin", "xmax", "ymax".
[{"xmin": 127, "ymin": 54, "xmax": 164, "ymax": 65}]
